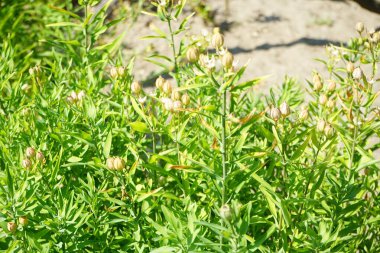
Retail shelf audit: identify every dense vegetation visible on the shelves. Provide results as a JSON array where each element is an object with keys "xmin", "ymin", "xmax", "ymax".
[{"xmin": 0, "ymin": 1, "xmax": 379, "ymax": 252}]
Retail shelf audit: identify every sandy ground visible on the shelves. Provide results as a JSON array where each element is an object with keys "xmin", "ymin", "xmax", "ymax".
[{"xmin": 120, "ymin": 0, "xmax": 380, "ymax": 91}]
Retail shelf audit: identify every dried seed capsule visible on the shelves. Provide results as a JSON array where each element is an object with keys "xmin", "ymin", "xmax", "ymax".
[
  {"xmin": 109, "ymin": 66, "xmax": 118, "ymax": 79},
  {"xmin": 327, "ymin": 80, "xmax": 336, "ymax": 92},
  {"xmin": 7, "ymin": 222, "xmax": 17, "ymax": 233},
  {"xmin": 106, "ymin": 157, "xmax": 115, "ymax": 170},
  {"xmin": 117, "ymin": 66, "xmax": 125, "ymax": 77},
  {"xmin": 131, "ymin": 81, "xmax": 142, "ymax": 95},
  {"xmin": 22, "ymin": 159, "xmax": 32, "ymax": 169},
  {"xmin": 346, "ymin": 62, "xmax": 355, "ymax": 73},
  {"xmin": 211, "ymin": 32, "xmax": 224, "ymax": 49},
  {"xmin": 25, "ymin": 147, "xmax": 36, "ymax": 158},
  {"xmin": 19, "ymin": 216, "xmax": 28, "ymax": 226},
  {"xmin": 270, "ymin": 107, "xmax": 281, "ymax": 122},
  {"xmin": 186, "ymin": 47, "xmax": 200, "ymax": 63},
  {"xmin": 319, "ymin": 94, "xmax": 328, "ymax": 106},
  {"xmin": 222, "ymin": 51, "xmax": 234, "ymax": 69},
  {"xmin": 163, "ymin": 80, "xmax": 172, "ymax": 94},
  {"xmin": 316, "ymin": 120, "xmax": 326, "ymax": 132},
  {"xmin": 356, "ymin": 22, "xmax": 364, "ymax": 34},
  {"xmin": 324, "ymin": 123, "xmax": 335, "ymax": 138},
  {"xmin": 279, "ymin": 102, "xmax": 290, "ymax": 117},
  {"xmin": 313, "ymin": 73, "xmax": 323, "ymax": 91},
  {"xmin": 113, "ymin": 157, "xmax": 125, "ymax": 171},
  {"xmin": 352, "ymin": 67, "xmax": 362, "ymax": 80},
  {"xmin": 299, "ymin": 108, "xmax": 309, "ymax": 121},
  {"xmin": 181, "ymin": 93, "xmax": 190, "ymax": 106},
  {"xmin": 372, "ymin": 32, "xmax": 380, "ymax": 44},
  {"xmin": 171, "ymin": 91, "xmax": 181, "ymax": 101},
  {"xmin": 155, "ymin": 76, "xmax": 165, "ymax": 90},
  {"xmin": 220, "ymin": 204, "xmax": 232, "ymax": 221}
]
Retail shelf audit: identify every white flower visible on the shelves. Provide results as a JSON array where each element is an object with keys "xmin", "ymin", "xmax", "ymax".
[
  {"xmin": 352, "ymin": 67, "xmax": 362, "ymax": 80},
  {"xmin": 77, "ymin": 91, "xmax": 85, "ymax": 100},
  {"xmin": 138, "ymin": 96, "xmax": 147, "ymax": 104}
]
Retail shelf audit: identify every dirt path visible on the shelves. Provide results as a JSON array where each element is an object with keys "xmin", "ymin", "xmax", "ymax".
[{"xmin": 121, "ymin": 0, "xmax": 380, "ymax": 91}]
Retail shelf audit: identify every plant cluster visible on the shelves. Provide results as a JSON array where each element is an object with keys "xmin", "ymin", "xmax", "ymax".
[{"xmin": 0, "ymin": 1, "xmax": 379, "ymax": 252}]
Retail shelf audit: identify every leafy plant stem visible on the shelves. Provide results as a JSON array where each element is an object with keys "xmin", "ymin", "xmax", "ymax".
[{"xmin": 221, "ymin": 90, "xmax": 227, "ymax": 205}]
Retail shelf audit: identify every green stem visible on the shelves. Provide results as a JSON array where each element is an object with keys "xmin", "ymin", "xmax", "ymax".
[
  {"xmin": 167, "ymin": 19, "xmax": 178, "ymax": 81},
  {"xmin": 221, "ymin": 91, "xmax": 227, "ymax": 205}
]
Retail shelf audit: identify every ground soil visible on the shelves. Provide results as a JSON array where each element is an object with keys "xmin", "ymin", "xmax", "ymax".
[{"xmin": 120, "ymin": 0, "xmax": 380, "ymax": 92}]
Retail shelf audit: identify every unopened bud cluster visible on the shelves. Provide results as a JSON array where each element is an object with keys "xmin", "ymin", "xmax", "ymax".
[
  {"xmin": 316, "ymin": 120, "xmax": 335, "ymax": 138},
  {"xmin": 109, "ymin": 66, "xmax": 126, "ymax": 79},
  {"xmin": 22, "ymin": 147, "xmax": 45, "ymax": 169},
  {"xmin": 106, "ymin": 157, "xmax": 126, "ymax": 171},
  {"xmin": 154, "ymin": 76, "xmax": 190, "ymax": 112}
]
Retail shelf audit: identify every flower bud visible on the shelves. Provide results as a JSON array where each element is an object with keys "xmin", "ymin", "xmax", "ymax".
[
  {"xmin": 155, "ymin": 76, "xmax": 165, "ymax": 90},
  {"xmin": 113, "ymin": 157, "xmax": 125, "ymax": 171},
  {"xmin": 36, "ymin": 151, "xmax": 45, "ymax": 163},
  {"xmin": 221, "ymin": 51, "xmax": 234, "ymax": 69},
  {"xmin": 313, "ymin": 73, "xmax": 323, "ymax": 91},
  {"xmin": 109, "ymin": 66, "xmax": 118, "ymax": 79},
  {"xmin": 299, "ymin": 108, "xmax": 309, "ymax": 121},
  {"xmin": 352, "ymin": 67, "xmax": 362, "ymax": 80},
  {"xmin": 186, "ymin": 47, "xmax": 200, "ymax": 63},
  {"xmin": 326, "ymin": 99, "xmax": 335, "ymax": 109},
  {"xmin": 279, "ymin": 102, "xmax": 290, "ymax": 117},
  {"xmin": 19, "ymin": 216, "xmax": 28, "ymax": 226},
  {"xmin": 171, "ymin": 91, "xmax": 181, "ymax": 101},
  {"xmin": 372, "ymin": 32, "xmax": 380, "ymax": 44},
  {"xmin": 346, "ymin": 62, "xmax": 354, "ymax": 73},
  {"xmin": 181, "ymin": 93, "xmax": 190, "ymax": 106},
  {"xmin": 7, "ymin": 222, "xmax": 17, "ymax": 233},
  {"xmin": 26, "ymin": 147, "xmax": 36, "ymax": 158},
  {"xmin": 173, "ymin": 100, "xmax": 182, "ymax": 111},
  {"xmin": 22, "ymin": 159, "xmax": 32, "ymax": 169},
  {"xmin": 327, "ymin": 80, "xmax": 336, "ymax": 92},
  {"xmin": 316, "ymin": 120, "xmax": 326, "ymax": 132},
  {"xmin": 106, "ymin": 157, "xmax": 115, "ymax": 170},
  {"xmin": 356, "ymin": 22, "xmax": 364, "ymax": 33},
  {"xmin": 131, "ymin": 81, "xmax": 142, "ymax": 95},
  {"xmin": 270, "ymin": 107, "xmax": 281, "ymax": 122},
  {"xmin": 220, "ymin": 204, "xmax": 232, "ymax": 221},
  {"xmin": 211, "ymin": 32, "xmax": 224, "ymax": 49},
  {"xmin": 319, "ymin": 94, "xmax": 328, "ymax": 106},
  {"xmin": 324, "ymin": 123, "xmax": 335, "ymax": 138},
  {"xmin": 163, "ymin": 80, "xmax": 172, "ymax": 94}
]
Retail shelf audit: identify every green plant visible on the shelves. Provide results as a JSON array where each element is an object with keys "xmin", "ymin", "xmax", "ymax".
[{"xmin": 0, "ymin": 1, "xmax": 379, "ymax": 252}]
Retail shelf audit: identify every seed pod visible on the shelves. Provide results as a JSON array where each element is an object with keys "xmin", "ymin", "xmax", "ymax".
[
  {"xmin": 299, "ymin": 108, "xmax": 309, "ymax": 121},
  {"xmin": 106, "ymin": 157, "xmax": 115, "ymax": 170},
  {"xmin": 181, "ymin": 93, "xmax": 190, "ymax": 106},
  {"xmin": 19, "ymin": 216, "xmax": 28, "ymax": 226},
  {"xmin": 155, "ymin": 76, "xmax": 165, "ymax": 90},
  {"xmin": 316, "ymin": 120, "xmax": 326, "ymax": 132},
  {"xmin": 186, "ymin": 47, "xmax": 200, "ymax": 63},
  {"xmin": 327, "ymin": 80, "xmax": 336, "ymax": 92},
  {"xmin": 313, "ymin": 73, "xmax": 323, "ymax": 91},
  {"xmin": 352, "ymin": 67, "xmax": 362, "ymax": 80},
  {"xmin": 113, "ymin": 157, "xmax": 125, "ymax": 171},
  {"xmin": 25, "ymin": 147, "xmax": 36, "ymax": 158},
  {"xmin": 171, "ymin": 91, "xmax": 181, "ymax": 101},
  {"xmin": 220, "ymin": 204, "xmax": 232, "ymax": 221},
  {"xmin": 109, "ymin": 66, "xmax": 118, "ymax": 79},
  {"xmin": 163, "ymin": 80, "xmax": 172, "ymax": 94},
  {"xmin": 346, "ymin": 62, "xmax": 354, "ymax": 73},
  {"xmin": 326, "ymin": 99, "xmax": 335, "ymax": 109},
  {"xmin": 117, "ymin": 66, "xmax": 125, "ymax": 77},
  {"xmin": 36, "ymin": 151, "xmax": 45, "ymax": 162},
  {"xmin": 270, "ymin": 107, "xmax": 281, "ymax": 122},
  {"xmin": 319, "ymin": 94, "xmax": 328, "ymax": 106},
  {"xmin": 7, "ymin": 222, "xmax": 17, "ymax": 233},
  {"xmin": 211, "ymin": 32, "xmax": 224, "ymax": 49},
  {"xmin": 324, "ymin": 123, "xmax": 335, "ymax": 138},
  {"xmin": 356, "ymin": 22, "xmax": 364, "ymax": 34},
  {"xmin": 131, "ymin": 81, "xmax": 142, "ymax": 95},
  {"xmin": 372, "ymin": 32, "xmax": 380, "ymax": 44},
  {"xmin": 222, "ymin": 51, "xmax": 234, "ymax": 69},
  {"xmin": 173, "ymin": 100, "xmax": 182, "ymax": 111},
  {"xmin": 22, "ymin": 159, "xmax": 32, "ymax": 169},
  {"xmin": 279, "ymin": 102, "xmax": 290, "ymax": 117}
]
